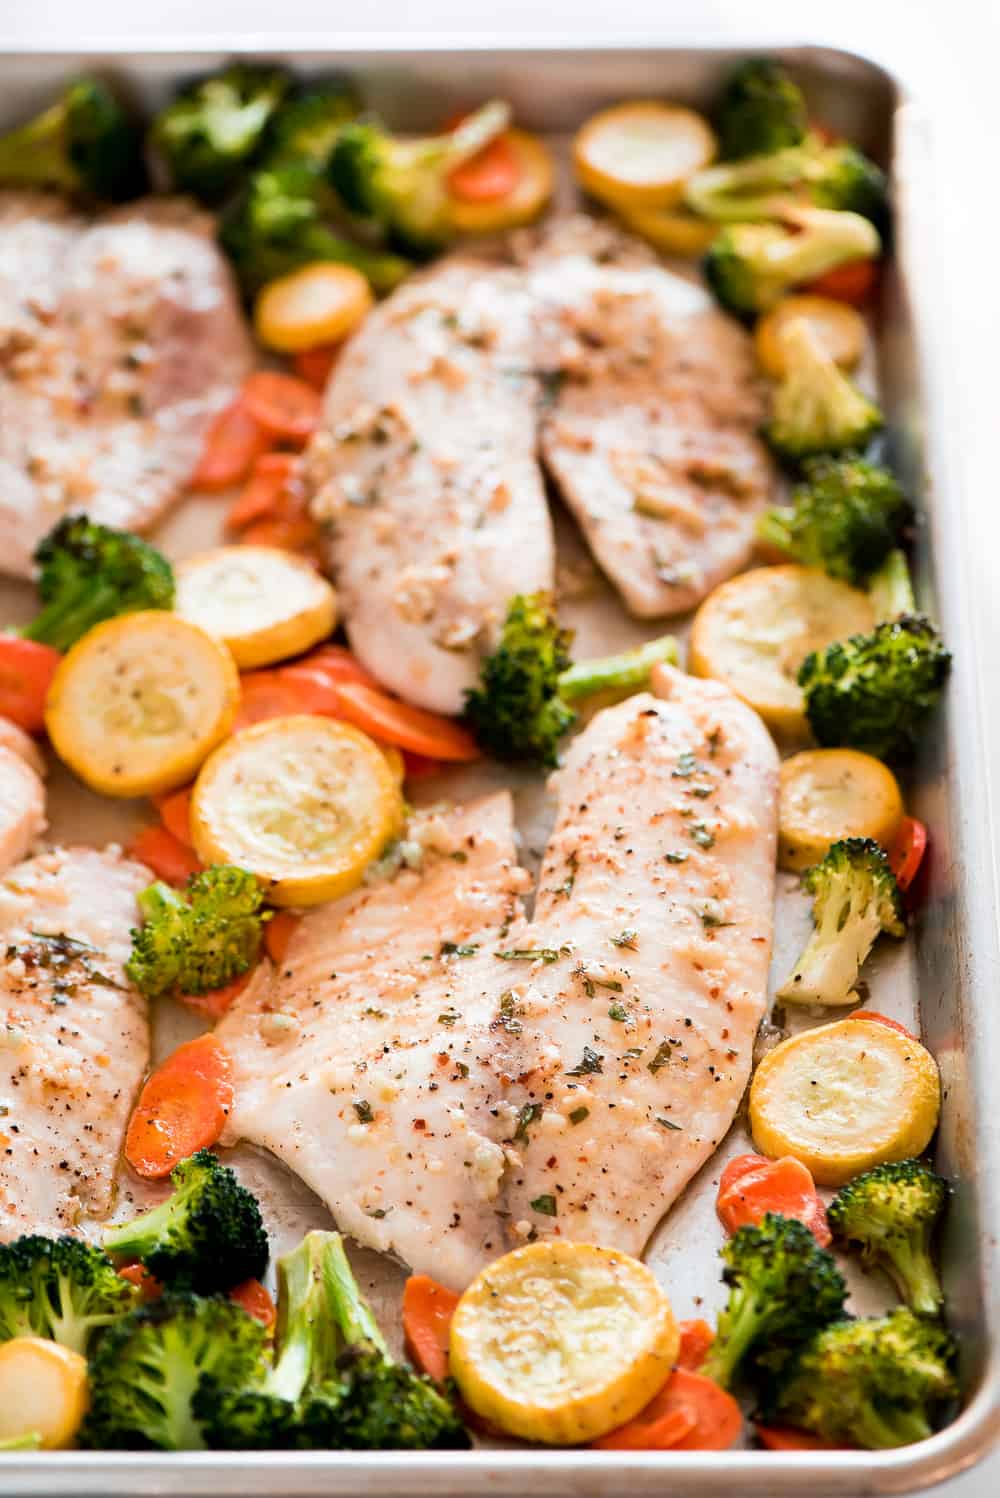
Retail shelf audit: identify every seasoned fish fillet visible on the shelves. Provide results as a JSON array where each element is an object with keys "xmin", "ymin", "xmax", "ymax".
[
  {"xmin": 0, "ymin": 192, "xmax": 254, "ymax": 576},
  {"xmin": 308, "ymin": 260, "xmax": 555, "ymax": 715},
  {"xmin": 221, "ymin": 673, "xmax": 777, "ymax": 1286},
  {"xmin": 0, "ymin": 747, "xmax": 45, "ymax": 875},
  {"xmin": 0, "ymin": 847, "xmax": 150, "ymax": 1239}
]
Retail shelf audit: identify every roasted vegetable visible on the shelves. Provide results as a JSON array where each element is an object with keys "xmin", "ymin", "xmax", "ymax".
[
  {"xmin": 704, "ymin": 206, "xmax": 880, "ymax": 320},
  {"xmin": 0, "ymin": 1235, "xmax": 137, "ymax": 1355},
  {"xmin": 828, "ymin": 1160, "xmax": 948, "ymax": 1318},
  {"xmin": 103, "ymin": 1149, "xmax": 268, "ymax": 1294},
  {"xmin": 572, "ymin": 101, "xmax": 717, "ymax": 211},
  {"xmin": 125, "ymin": 865, "xmax": 268, "ymax": 999},
  {"xmin": 756, "ymin": 455, "xmax": 909, "ymax": 585},
  {"xmin": 263, "ymin": 79, "xmax": 361, "ymax": 168},
  {"xmin": 754, "ymin": 295, "xmax": 866, "ymax": 379},
  {"xmin": 765, "ymin": 319, "xmax": 883, "ymax": 463},
  {"xmin": 687, "ymin": 137, "xmax": 888, "ymax": 233},
  {"xmin": 0, "ymin": 1338, "xmax": 88, "ymax": 1449},
  {"xmin": 0, "ymin": 78, "xmax": 146, "ymax": 200},
  {"xmin": 713, "ymin": 58, "xmax": 808, "ymax": 161},
  {"xmin": 150, "ymin": 64, "xmax": 290, "ymax": 202},
  {"xmin": 777, "ymin": 748, "xmax": 904, "ymax": 873}
]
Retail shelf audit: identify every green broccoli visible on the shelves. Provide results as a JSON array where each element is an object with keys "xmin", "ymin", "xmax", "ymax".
[
  {"xmin": 103, "ymin": 1150, "xmax": 268, "ymax": 1294},
  {"xmin": 0, "ymin": 1235, "xmax": 138, "ymax": 1355},
  {"xmin": 700, "ymin": 1213, "xmax": 847, "ymax": 1390},
  {"xmin": 686, "ymin": 137, "xmax": 888, "ymax": 233},
  {"xmin": 767, "ymin": 1308, "xmax": 957, "ymax": 1448},
  {"xmin": 0, "ymin": 1433, "xmax": 41, "ymax": 1450},
  {"xmin": 777, "ymin": 838, "xmax": 905, "ymax": 1007},
  {"xmin": 756, "ymin": 455, "xmax": 910, "ymax": 585},
  {"xmin": 125, "ymin": 865, "xmax": 269, "ymax": 1000},
  {"xmin": 704, "ymin": 207, "xmax": 881, "ymax": 320},
  {"xmin": 328, "ymin": 100, "xmax": 510, "ymax": 255},
  {"xmin": 764, "ymin": 317, "xmax": 883, "ymax": 462},
  {"xmin": 828, "ymin": 1160, "xmax": 948, "ymax": 1318},
  {"xmin": 219, "ymin": 163, "xmax": 411, "ymax": 297},
  {"xmin": 80, "ymin": 1290, "xmax": 267, "ymax": 1450},
  {"xmin": 18, "ymin": 515, "xmax": 175, "ymax": 653},
  {"xmin": 0, "ymin": 78, "xmax": 147, "ymax": 201},
  {"xmin": 150, "ymin": 64, "xmax": 291, "ymax": 203},
  {"xmin": 262, "ymin": 80, "xmax": 361, "ymax": 168},
  {"xmin": 713, "ymin": 58, "xmax": 809, "ymax": 160}
]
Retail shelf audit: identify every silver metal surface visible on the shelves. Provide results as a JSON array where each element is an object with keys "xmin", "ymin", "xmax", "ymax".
[{"xmin": 0, "ymin": 35, "xmax": 997, "ymax": 1496}]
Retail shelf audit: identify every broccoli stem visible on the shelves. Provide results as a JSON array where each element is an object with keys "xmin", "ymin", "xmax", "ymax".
[
  {"xmin": 885, "ymin": 1238, "xmax": 943, "ymax": 1319},
  {"xmin": 21, "ymin": 578, "xmax": 129, "ymax": 653},
  {"xmin": 755, "ymin": 508, "xmax": 797, "ymax": 557},
  {"xmin": 318, "ymin": 1232, "xmax": 388, "ymax": 1356},
  {"xmin": 557, "ymin": 635, "xmax": 678, "ymax": 704},
  {"xmin": 854, "ymin": 1402, "xmax": 932, "ymax": 1450},
  {"xmin": 0, "ymin": 1433, "xmax": 42, "ymax": 1450},
  {"xmin": 103, "ymin": 1186, "xmax": 191, "ymax": 1268},
  {"xmin": 700, "ymin": 1289, "xmax": 764, "ymax": 1389},
  {"xmin": 868, "ymin": 548, "xmax": 916, "ymax": 621},
  {"xmin": 0, "ymin": 102, "xmax": 77, "ymax": 191}
]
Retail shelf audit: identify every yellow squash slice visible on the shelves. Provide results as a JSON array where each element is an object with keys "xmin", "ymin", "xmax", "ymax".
[
  {"xmin": 573, "ymin": 102, "xmax": 716, "ymax": 210},
  {"xmin": 689, "ymin": 565, "xmax": 874, "ymax": 735},
  {"xmin": 449, "ymin": 1241, "xmax": 678, "ymax": 1446},
  {"xmin": 778, "ymin": 749, "xmax": 904, "ymax": 872},
  {"xmin": 254, "ymin": 262, "xmax": 373, "ymax": 354},
  {"xmin": 754, "ymin": 294, "xmax": 867, "ymax": 379},
  {"xmin": 174, "ymin": 546, "xmax": 337, "ymax": 670},
  {"xmin": 0, "ymin": 1337, "xmax": 88, "ymax": 1449},
  {"xmin": 614, "ymin": 200, "xmax": 718, "ymax": 257},
  {"xmin": 450, "ymin": 130, "xmax": 555, "ymax": 235},
  {"xmin": 45, "ymin": 612, "xmax": 239, "ymax": 798},
  {"xmin": 191, "ymin": 715, "xmax": 403, "ymax": 906},
  {"xmin": 749, "ymin": 1018, "xmax": 940, "ymax": 1187}
]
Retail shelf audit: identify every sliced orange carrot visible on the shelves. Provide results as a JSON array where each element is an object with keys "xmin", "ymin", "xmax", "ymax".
[
  {"xmin": 718, "ymin": 1152, "xmax": 769, "ymax": 1199},
  {"xmin": 128, "ymin": 825, "xmax": 203, "ymax": 886},
  {"xmin": 0, "ymin": 637, "xmax": 61, "ymax": 734},
  {"xmin": 449, "ymin": 132, "xmax": 522, "ymax": 202},
  {"xmin": 153, "ymin": 786, "xmax": 195, "ymax": 848},
  {"xmin": 230, "ymin": 1278, "xmax": 277, "ymax": 1332},
  {"xmin": 234, "ymin": 668, "xmax": 340, "ymax": 731},
  {"xmin": 676, "ymin": 1318, "xmax": 715, "ymax": 1372},
  {"xmin": 264, "ymin": 911, "xmax": 301, "ymax": 966},
  {"xmin": 333, "ymin": 682, "xmax": 480, "ymax": 762},
  {"xmin": 189, "ymin": 399, "xmax": 271, "ymax": 492},
  {"xmin": 226, "ymin": 453, "xmax": 299, "ymax": 533},
  {"xmin": 242, "ymin": 371, "xmax": 322, "ymax": 445},
  {"xmin": 240, "ymin": 515, "xmax": 322, "ymax": 556},
  {"xmin": 756, "ymin": 1423, "xmax": 838, "ymax": 1451},
  {"xmin": 274, "ymin": 665, "xmax": 350, "ymax": 716},
  {"xmin": 403, "ymin": 1275, "xmax": 461, "ymax": 1385},
  {"xmin": 888, "ymin": 815, "xmax": 927, "ymax": 893},
  {"xmin": 293, "ymin": 344, "xmax": 341, "ymax": 391},
  {"xmin": 178, "ymin": 968, "xmax": 256, "ymax": 1021},
  {"xmin": 593, "ymin": 1368, "xmax": 742, "ymax": 1452},
  {"xmin": 117, "ymin": 1262, "xmax": 163, "ymax": 1301},
  {"xmin": 401, "ymin": 749, "xmax": 444, "ymax": 781},
  {"xmin": 850, "ymin": 1009, "xmax": 918, "ymax": 1040},
  {"xmin": 291, "ymin": 644, "xmax": 378, "ymax": 689},
  {"xmin": 125, "ymin": 1034, "xmax": 233, "ymax": 1179},
  {"xmin": 805, "ymin": 259, "xmax": 878, "ymax": 306},
  {"xmin": 717, "ymin": 1153, "xmax": 831, "ymax": 1247}
]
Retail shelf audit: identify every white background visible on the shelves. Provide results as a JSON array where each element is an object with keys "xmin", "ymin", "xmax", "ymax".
[{"xmin": 1, "ymin": 1, "xmax": 998, "ymax": 1493}]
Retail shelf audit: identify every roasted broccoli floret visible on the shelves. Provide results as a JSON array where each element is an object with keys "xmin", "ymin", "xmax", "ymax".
[
  {"xmin": 557, "ymin": 634, "xmax": 678, "ymax": 704},
  {"xmin": 686, "ymin": 136, "xmax": 888, "ymax": 234},
  {"xmin": 767, "ymin": 1308, "xmax": 957, "ymax": 1448},
  {"xmin": 103, "ymin": 1150, "xmax": 268, "ymax": 1294},
  {"xmin": 700, "ymin": 1213, "xmax": 847, "ymax": 1389},
  {"xmin": 18, "ymin": 515, "xmax": 175, "ymax": 652},
  {"xmin": 125, "ymin": 865, "xmax": 268, "ymax": 1000},
  {"xmin": 328, "ymin": 100, "xmax": 509, "ymax": 255},
  {"xmin": 777, "ymin": 838, "xmax": 905, "ymax": 1007},
  {"xmin": 219, "ymin": 163, "xmax": 410, "ymax": 297},
  {"xmin": 262, "ymin": 80, "xmax": 361, "ymax": 168},
  {"xmin": 714, "ymin": 58, "xmax": 808, "ymax": 160},
  {"xmin": 150, "ymin": 64, "xmax": 291, "ymax": 203},
  {"xmin": 704, "ymin": 206, "xmax": 881, "ymax": 320},
  {"xmin": 0, "ymin": 1235, "xmax": 137, "ymax": 1355},
  {"xmin": 80, "ymin": 1290, "xmax": 267, "ymax": 1450},
  {"xmin": 0, "ymin": 78, "xmax": 147, "ymax": 201},
  {"xmin": 829, "ymin": 1160, "xmax": 948, "ymax": 1318},
  {"xmin": 765, "ymin": 318, "xmax": 883, "ymax": 462},
  {"xmin": 756, "ymin": 456, "xmax": 909, "ymax": 585}
]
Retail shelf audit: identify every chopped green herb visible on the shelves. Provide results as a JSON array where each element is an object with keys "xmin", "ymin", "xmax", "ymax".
[
  {"xmin": 495, "ymin": 991, "xmax": 523, "ymax": 1036},
  {"xmin": 366, "ymin": 1206, "xmax": 390, "ymax": 1219},
  {"xmin": 569, "ymin": 1106, "xmax": 590, "ymax": 1125},
  {"xmin": 623, "ymin": 1046, "xmax": 643, "ymax": 1060},
  {"xmin": 566, "ymin": 1045, "xmax": 604, "ymax": 1077},
  {"xmin": 699, "ymin": 907, "xmax": 732, "ymax": 929},
  {"xmin": 673, "ymin": 750, "xmax": 699, "ymax": 779},
  {"xmin": 608, "ymin": 1002, "xmax": 629, "ymax": 1022},
  {"xmin": 550, "ymin": 849, "xmax": 578, "ymax": 898},
  {"xmin": 529, "ymin": 1194, "xmax": 557, "ymax": 1217},
  {"xmin": 689, "ymin": 784, "xmax": 713, "ymax": 799},
  {"xmin": 656, "ymin": 1116, "xmax": 682, "ymax": 1131},
  {"xmin": 688, "ymin": 822, "xmax": 715, "ymax": 850},
  {"xmin": 610, "ymin": 929, "xmax": 638, "ymax": 950},
  {"xmin": 449, "ymin": 851, "xmax": 468, "ymax": 863},
  {"xmin": 664, "ymin": 850, "xmax": 689, "ymax": 865},
  {"xmin": 455, "ymin": 1061, "xmax": 470, "ymax": 1078},
  {"xmin": 364, "ymin": 1006, "xmax": 386, "ymax": 1018},
  {"xmin": 438, "ymin": 1009, "xmax": 459, "ymax": 1026},
  {"xmin": 648, "ymin": 1042, "xmax": 672, "ymax": 1074},
  {"xmin": 497, "ymin": 948, "xmax": 560, "ymax": 963},
  {"xmin": 707, "ymin": 728, "xmax": 723, "ymax": 758},
  {"xmin": 573, "ymin": 964, "xmax": 624, "ymax": 998},
  {"xmin": 353, "ymin": 1100, "xmax": 374, "ymax": 1123},
  {"xmin": 440, "ymin": 941, "xmax": 479, "ymax": 958},
  {"xmin": 514, "ymin": 1102, "xmax": 543, "ymax": 1143}
]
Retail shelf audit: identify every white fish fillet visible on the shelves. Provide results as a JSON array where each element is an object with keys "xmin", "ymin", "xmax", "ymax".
[{"xmin": 0, "ymin": 747, "xmax": 45, "ymax": 876}]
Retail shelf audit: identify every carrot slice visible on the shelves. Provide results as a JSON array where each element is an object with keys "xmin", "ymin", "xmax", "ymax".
[
  {"xmin": 128, "ymin": 825, "xmax": 203, "ymax": 886},
  {"xmin": 402, "ymin": 1275, "xmax": 460, "ymax": 1385},
  {"xmin": 676, "ymin": 1318, "xmax": 715, "ymax": 1372},
  {"xmin": 117, "ymin": 1262, "xmax": 163, "ymax": 1301},
  {"xmin": 718, "ymin": 1152, "xmax": 769, "ymax": 1199},
  {"xmin": 226, "ymin": 453, "xmax": 299, "ymax": 533},
  {"xmin": 449, "ymin": 132, "xmax": 522, "ymax": 202},
  {"xmin": 234, "ymin": 668, "xmax": 342, "ymax": 731},
  {"xmin": 153, "ymin": 786, "xmax": 195, "ymax": 848},
  {"xmin": 756, "ymin": 1423, "xmax": 838, "ymax": 1451},
  {"xmin": 125, "ymin": 1034, "xmax": 233, "ymax": 1179},
  {"xmin": 0, "ymin": 637, "xmax": 61, "ymax": 734},
  {"xmin": 888, "ymin": 815, "xmax": 927, "ymax": 893},
  {"xmin": 333, "ymin": 682, "xmax": 480, "ymax": 762},
  {"xmin": 265, "ymin": 911, "xmax": 301, "ymax": 966},
  {"xmin": 805, "ymin": 260, "xmax": 878, "ymax": 306},
  {"xmin": 274, "ymin": 665, "xmax": 350, "ymax": 716},
  {"xmin": 593, "ymin": 1369, "xmax": 742, "ymax": 1452},
  {"xmin": 292, "ymin": 644, "xmax": 378, "ymax": 689},
  {"xmin": 240, "ymin": 516, "xmax": 322, "ymax": 556},
  {"xmin": 230, "ymin": 1278, "xmax": 277, "ymax": 1332},
  {"xmin": 401, "ymin": 749, "xmax": 444, "ymax": 780},
  {"xmin": 242, "ymin": 372, "xmax": 322, "ymax": 444},
  {"xmin": 293, "ymin": 345, "xmax": 341, "ymax": 391},
  {"xmin": 850, "ymin": 1009, "xmax": 918, "ymax": 1041},
  {"xmin": 717, "ymin": 1154, "xmax": 831, "ymax": 1247},
  {"xmin": 190, "ymin": 399, "xmax": 271, "ymax": 492},
  {"xmin": 178, "ymin": 968, "xmax": 255, "ymax": 1021}
]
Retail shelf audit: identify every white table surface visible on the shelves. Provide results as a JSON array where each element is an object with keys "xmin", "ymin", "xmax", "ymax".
[{"xmin": 0, "ymin": 1, "xmax": 998, "ymax": 1493}]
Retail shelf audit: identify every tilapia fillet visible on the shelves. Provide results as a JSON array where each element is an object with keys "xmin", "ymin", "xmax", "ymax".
[
  {"xmin": 220, "ymin": 670, "xmax": 778, "ymax": 1287},
  {"xmin": 0, "ymin": 847, "xmax": 151, "ymax": 1239}
]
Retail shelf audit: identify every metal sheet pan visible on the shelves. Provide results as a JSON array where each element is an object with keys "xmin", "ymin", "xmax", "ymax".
[{"xmin": 0, "ymin": 35, "xmax": 998, "ymax": 1497}]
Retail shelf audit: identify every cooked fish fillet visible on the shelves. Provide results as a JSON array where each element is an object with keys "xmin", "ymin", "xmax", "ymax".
[
  {"xmin": 308, "ymin": 260, "xmax": 555, "ymax": 715},
  {"xmin": 0, "ymin": 717, "xmax": 46, "ymax": 779},
  {"xmin": 0, "ymin": 747, "xmax": 45, "ymax": 875},
  {"xmin": 0, "ymin": 847, "xmax": 150, "ymax": 1239},
  {"xmin": 220, "ymin": 673, "xmax": 777, "ymax": 1286},
  {"xmin": 0, "ymin": 192, "xmax": 254, "ymax": 576}
]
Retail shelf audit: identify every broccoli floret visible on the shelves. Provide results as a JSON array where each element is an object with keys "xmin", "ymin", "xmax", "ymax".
[
  {"xmin": 828, "ymin": 1160, "xmax": 948, "ymax": 1318},
  {"xmin": 767, "ymin": 1308, "xmax": 957, "ymax": 1448},
  {"xmin": 557, "ymin": 634, "xmax": 678, "ymax": 704},
  {"xmin": 809, "ymin": 142, "xmax": 890, "ymax": 234},
  {"xmin": 777, "ymin": 838, "xmax": 905, "ymax": 1006},
  {"xmin": 150, "ymin": 64, "xmax": 291, "ymax": 203},
  {"xmin": 686, "ymin": 136, "xmax": 888, "ymax": 234},
  {"xmin": 765, "ymin": 317, "xmax": 883, "ymax": 462},
  {"xmin": 0, "ymin": 1433, "xmax": 41, "ymax": 1450},
  {"xmin": 700, "ymin": 1213, "xmax": 846, "ymax": 1389},
  {"xmin": 328, "ymin": 100, "xmax": 510, "ymax": 255},
  {"xmin": 0, "ymin": 78, "xmax": 146, "ymax": 201},
  {"xmin": 18, "ymin": 515, "xmax": 175, "ymax": 653},
  {"xmin": 262, "ymin": 80, "xmax": 361, "ymax": 168},
  {"xmin": 103, "ymin": 1150, "xmax": 268, "ymax": 1293},
  {"xmin": 80, "ymin": 1290, "xmax": 267, "ymax": 1450},
  {"xmin": 756, "ymin": 456, "xmax": 910, "ymax": 585},
  {"xmin": 464, "ymin": 592, "xmax": 576, "ymax": 766},
  {"xmin": 0, "ymin": 1235, "xmax": 137, "ymax": 1355},
  {"xmin": 704, "ymin": 207, "xmax": 881, "ymax": 320},
  {"xmin": 125, "ymin": 865, "xmax": 268, "ymax": 1000},
  {"xmin": 219, "ymin": 163, "xmax": 411, "ymax": 297},
  {"xmin": 714, "ymin": 58, "xmax": 808, "ymax": 160}
]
